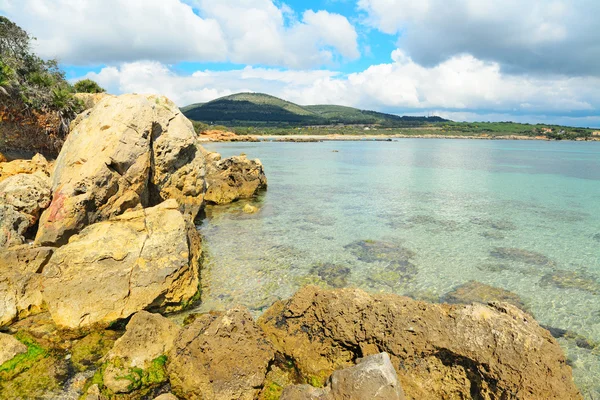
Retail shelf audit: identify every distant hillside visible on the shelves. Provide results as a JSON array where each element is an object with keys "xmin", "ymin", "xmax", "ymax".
[{"xmin": 182, "ymin": 93, "xmax": 447, "ymax": 127}]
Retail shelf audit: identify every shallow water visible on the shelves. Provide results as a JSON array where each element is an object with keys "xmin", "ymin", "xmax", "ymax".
[{"xmin": 194, "ymin": 139, "xmax": 600, "ymax": 397}]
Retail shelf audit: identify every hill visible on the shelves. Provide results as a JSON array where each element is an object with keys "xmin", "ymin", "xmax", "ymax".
[{"xmin": 182, "ymin": 93, "xmax": 446, "ymax": 127}]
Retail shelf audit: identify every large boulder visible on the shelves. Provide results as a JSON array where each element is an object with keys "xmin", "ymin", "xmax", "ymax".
[
  {"xmin": 204, "ymin": 153, "xmax": 267, "ymax": 205},
  {"xmin": 441, "ymin": 280, "xmax": 529, "ymax": 312},
  {"xmin": 41, "ymin": 200, "xmax": 201, "ymax": 330},
  {"xmin": 102, "ymin": 311, "xmax": 180, "ymax": 394},
  {"xmin": 0, "ymin": 154, "xmax": 51, "ymax": 183},
  {"xmin": 258, "ymin": 286, "xmax": 582, "ymax": 400},
  {"xmin": 35, "ymin": 94, "xmax": 206, "ymax": 246},
  {"xmin": 168, "ymin": 307, "xmax": 274, "ymax": 400},
  {"xmin": 0, "ymin": 245, "xmax": 53, "ymax": 327},
  {"xmin": 0, "ymin": 173, "xmax": 52, "ymax": 247}
]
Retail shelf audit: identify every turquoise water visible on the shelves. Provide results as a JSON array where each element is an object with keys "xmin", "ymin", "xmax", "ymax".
[{"xmin": 196, "ymin": 139, "xmax": 600, "ymax": 397}]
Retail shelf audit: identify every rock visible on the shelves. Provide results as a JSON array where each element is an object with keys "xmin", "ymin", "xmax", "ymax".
[
  {"xmin": 199, "ymin": 129, "xmax": 259, "ymax": 142},
  {"xmin": 441, "ymin": 280, "xmax": 528, "ymax": 312},
  {"xmin": 168, "ymin": 306, "xmax": 274, "ymax": 400},
  {"xmin": 102, "ymin": 311, "xmax": 180, "ymax": 394},
  {"xmin": 73, "ymin": 92, "xmax": 112, "ymax": 110},
  {"xmin": 41, "ymin": 200, "xmax": 201, "ymax": 329},
  {"xmin": 540, "ymin": 270, "xmax": 600, "ymax": 295},
  {"xmin": 0, "ymin": 332, "xmax": 27, "ymax": 365},
  {"xmin": 36, "ymin": 94, "xmax": 206, "ymax": 245},
  {"xmin": 243, "ymin": 203, "xmax": 259, "ymax": 214},
  {"xmin": 0, "ymin": 173, "xmax": 52, "ymax": 247},
  {"xmin": 258, "ymin": 286, "xmax": 582, "ymax": 400},
  {"xmin": 204, "ymin": 153, "xmax": 267, "ymax": 205},
  {"xmin": 490, "ymin": 247, "xmax": 555, "ymax": 267},
  {"xmin": 0, "ymin": 152, "xmax": 6, "ymax": 162},
  {"xmin": 154, "ymin": 394, "xmax": 179, "ymax": 400},
  {"xmin": 329, "ymin": 353, "xmax": 405, "ymax": 400},
  {"xmin": 280, "ymin": 384, "xmax": 330, "ymax": 400},
  {"xmin": 281, "ymin": 353, "xmax": 404, "ymax": 400},
  {"xmin": 70, "ymin": 330, "xmax": 121, "ymax": 372},
  {"xmin": 0, "ymin": 245, "xmax": 53, "ymax": 327},
  {"xmin": 309, "ymin": 263, "xmax": 350, "ymax": 288},
  {"xmin": 0, "ymin": 154, "xmax": 51, "ymax": 183}
]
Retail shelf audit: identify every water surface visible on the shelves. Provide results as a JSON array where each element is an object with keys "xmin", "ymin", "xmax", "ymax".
[{"xmin": 195, "ymin": 139, "xmax": 600, "ymax": 397}]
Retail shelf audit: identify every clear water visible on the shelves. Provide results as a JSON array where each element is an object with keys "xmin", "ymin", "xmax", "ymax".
[{"xmin": 194, "ymin": 139, "xmax": 600, "ymax": 398}]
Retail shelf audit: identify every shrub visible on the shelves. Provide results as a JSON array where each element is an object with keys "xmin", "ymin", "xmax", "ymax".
[{"xmin": 74, "ymin": 78, "xmax": 106, "ymax": 94}]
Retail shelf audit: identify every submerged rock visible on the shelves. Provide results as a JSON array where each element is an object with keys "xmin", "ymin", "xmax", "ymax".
[
  {"xmin": 309, "ymin": 263, "xmax": 350, "ymax": 288},
  {"xmin": 593, "ymin": 233, "xmax": 600, "ymax": 242},
  {"xmin": 0, "ymin": 173, "xmax": 51, "ymax": 247},
  {"xmin": 490, "ymin": 247, "xmax": 555, "ymax": 267},
  {"xmin": 344, "ymin": 240, "xmax": 418, "ymax": 286},
  {"xmin": 258, "ymin": 286, "xmax": 581, "ymax": 399},
  {"xmin": 441, "ymin": 280, "xmax": 529, "ymax": 312},
  {"xmin": 35, "ymin": 94, "xmax": 206, "ymax": 246},
  {"xmin": 540, "ymin": 270, "xmax": 600, "ymax": 295},
  {"xmin": 42, "ymin": 200, "xmax": 201, "ymax": 329},
  {"xmin": 204, "ymin": 153, "xmax": 267, "ymax": 205},
  {"xmin": 168, "ymin": 307, "xmax": 274, "ymax": 400},
  {"xmin": 470, "ymin": 217, "xmax": 517, "ymax": 231},
  {"xmin": 0, "ymin": 245, "xmax": 53, "ymax": 328}
]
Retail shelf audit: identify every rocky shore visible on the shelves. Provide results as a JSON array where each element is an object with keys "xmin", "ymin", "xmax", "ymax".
[{"xmin": 0, "ymin": 93, "xmax": 583, "ymax": 399}]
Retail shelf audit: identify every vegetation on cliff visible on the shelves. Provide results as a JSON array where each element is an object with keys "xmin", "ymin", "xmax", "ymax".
[{"xmin": 0, "ymin": 17, "xmax": 103, "ymax": 156}]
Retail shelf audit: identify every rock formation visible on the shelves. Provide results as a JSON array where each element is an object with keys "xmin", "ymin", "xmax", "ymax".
[
  {"xmin": 0, "ymin": 153, "xmax": 51, "ymax": 183},
  {"xmin": 205, "ymin": 153, "xmax": 267, "ymax": 205},
  {"xmin": 259, "ymin": 286, "xmax": 582, "ymax": 400},
  {"xmin": 41, "ymin": 200, "xmax": 201, "ymax": 329},
  {"xmin": 168, "ymin": 307, "xmax": 274, "ymax": 400},
  {"xmin": 35, "ymin": 94, "xmax": 206, "ymax": 246},
  {"xmin": 0, "ymin": 173, "xmax": 52, "ymax": 247}
]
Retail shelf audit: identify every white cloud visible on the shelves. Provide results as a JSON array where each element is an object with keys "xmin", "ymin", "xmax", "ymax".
[
  {"xmin": 0, "ymin": 0, "xmax": 227, "ymax": 64},
  {"xmin": 357, "ymin": 0, "xmax": 600, "ymax": 76},
  {"xmin": 78, "ymin": 51, "xmax": 600, "ymax": 127},
  {"xmin": 0, "ymin": 0, "xmax": 359, "ymax": 68}
]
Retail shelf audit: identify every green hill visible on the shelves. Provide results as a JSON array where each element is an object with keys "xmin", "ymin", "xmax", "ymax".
[{"xmin": 181, "ymin": 92, "xmax": 447, "ymax": 127}]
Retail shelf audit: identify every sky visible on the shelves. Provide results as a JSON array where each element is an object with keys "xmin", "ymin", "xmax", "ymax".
[{"xmin": 1, "ymin": 0, "xmax": 599, "ymax": 127}]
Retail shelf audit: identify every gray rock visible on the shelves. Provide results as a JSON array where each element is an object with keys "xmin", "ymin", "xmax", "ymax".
[{"xmin": 330, "ymin": 353, "xmax": 405, "ymax": 400}]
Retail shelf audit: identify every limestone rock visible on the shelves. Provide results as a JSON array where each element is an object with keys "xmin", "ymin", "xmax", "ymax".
[
  {"xmin": 0, "ymin": 173, "xmax": 52, "ymax": 247},
  {"xmin": 36, "ymin": 94, "xmax": 206, "ymax": 245},
  {"xmin": 42, "ymin": 200, "xmax": 201, "ymax": 330},
  {"xmin": 154, "ymin": 394, "xmax": 178, "ymax": 400},
  {"xmin": 281, "ymin": 353, "xmax": 405, "ymax": 400},
  {"xmin": 0, "ymin": 245, "xmax": 53, "ymax": 327},
  {"xmin": 103, "ymin": 311, "xmax": 180, "ymax": 393},
  {"xmin": 0, "ymin": 332, "xmax": 27, "ymax": 365},
  {"xmin": 168, "ymin": 307, "xmax": 274, "ymax": 400},
  {"xmin": 441, "ymin": 280, "xmax": 528, "ymax": 312},
  {"xmin": 280, "ymin": 385, "xmax": 330, "ymax": 400},
  {"xmin": 0, "ymin": 152, "xmax": 7, "ymax": 163},
  {"xmin": 73, "ymin": 92, "xmax": 112, "ymax": 110},
  {"xmin": 0, "ymin": 154, "xmax": 51, "ymax": 183},
  {"xmin": 329, "ymin": 353, "xmax": 404, "ymax": 400},
  {"xmin": 258, "ymin": 286, "xmax": 582, "ymax": 400},
  {"xmin": 205, "ymin": 153, "xmax": 267, "ymax": 205}
]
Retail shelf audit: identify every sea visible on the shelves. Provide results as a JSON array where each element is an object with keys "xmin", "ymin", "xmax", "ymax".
[{"xmin": 193, "ymin": 139, "xmax": 600, "ymax": 398}]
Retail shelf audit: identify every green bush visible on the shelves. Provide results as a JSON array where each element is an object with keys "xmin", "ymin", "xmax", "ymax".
[{"xmin": 74, "ymin": 78, "xmax": 106, "ymax": 94}]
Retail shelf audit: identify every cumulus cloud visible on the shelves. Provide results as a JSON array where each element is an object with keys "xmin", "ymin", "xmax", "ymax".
[
  {"xmin": 0, "ymin": 0, "xmax": 359, "ymax": 68},
  {"xmin": 79, "ymin": 51, "xmax": 600, "ymax": 127},
  {"xmin": 357, "ymin": 0, "xmax": 600, "ymax": 76}
]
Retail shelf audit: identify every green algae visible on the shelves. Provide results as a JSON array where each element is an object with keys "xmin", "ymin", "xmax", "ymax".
[
  {"xmin": 71, "ymin": 330, "xmax": 121, "ymax": 372},
  {"xmin": 0, "ymin": 331, "xmax": 47, "ymax": 378},
  {"xmin": 260, "ymin": 381, "xmax": 284, "ymax": 400}
]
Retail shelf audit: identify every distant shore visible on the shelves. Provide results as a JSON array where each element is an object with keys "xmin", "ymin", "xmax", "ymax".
[{"xmin": 199, "ymin": 133, "xmax": 600, "ymax": 143}]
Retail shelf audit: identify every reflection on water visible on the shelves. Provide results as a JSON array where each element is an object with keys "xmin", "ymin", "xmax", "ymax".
[{"xmin": 192, "ymin": 140, "xmax": 600, "ymax": 398}]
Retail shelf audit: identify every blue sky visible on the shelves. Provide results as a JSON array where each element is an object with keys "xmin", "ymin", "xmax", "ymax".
[{"xmin": 1, "ymin": 0, "xmax": 599, "ymax": 127}]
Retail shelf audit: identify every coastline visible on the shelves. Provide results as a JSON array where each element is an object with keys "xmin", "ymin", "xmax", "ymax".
[{"xmin": 199, "ymin": 133, "xmax": 600, "ymax": 142}]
